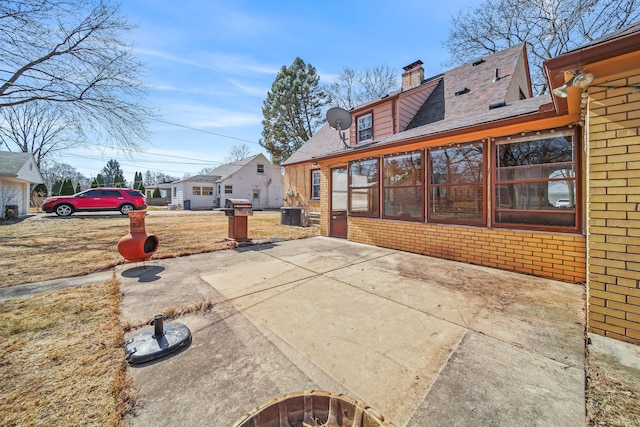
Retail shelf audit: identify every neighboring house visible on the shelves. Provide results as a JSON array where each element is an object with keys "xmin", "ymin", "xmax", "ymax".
[
  {"xmin": 171, "ymin": 154, "xmax": 284, "ymax": 209},
  {"xmin": 146, "ymin": 182, "xmax": 173, "ymax": 206},
  {"xmin": 0, "ymin": 151, "xmax": 44, "ymax": 218},
  {"xmin": 283, "ymin": 23, "xmax": 640, "ymax": 345}
]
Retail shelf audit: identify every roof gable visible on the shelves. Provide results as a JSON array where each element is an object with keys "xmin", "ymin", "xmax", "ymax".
[
  {"xmin": 210, "ymin": 153, "xmax": 268, "ymax": 180},
  {"xmin": 0, "ymin": 151, "xmax": 43, "ymax": 183}
]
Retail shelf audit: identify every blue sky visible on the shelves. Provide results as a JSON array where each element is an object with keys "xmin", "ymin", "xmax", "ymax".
[{"xmin": 60, "ymin": 0, "xmax": 481, "ymax": 182}]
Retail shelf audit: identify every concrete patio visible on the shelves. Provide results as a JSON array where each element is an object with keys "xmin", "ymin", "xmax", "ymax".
[{"xmin": 115, "ymin": 236, "xmax": 586, "ymax": 426}]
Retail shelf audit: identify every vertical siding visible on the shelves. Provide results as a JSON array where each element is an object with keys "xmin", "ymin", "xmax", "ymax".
[
  {"xmin": 587, "ymin": 73, "xmax": 640, "ymax": 344},
  {"xmin": 397, "ymin": 83, "xmax": 438, "ymax": 131}
]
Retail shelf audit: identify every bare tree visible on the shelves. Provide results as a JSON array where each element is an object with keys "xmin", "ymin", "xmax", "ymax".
[
  {"xmin": 445, "ymin": 0, "xmax": 640, "ymax": 94},
  {"xmin": 325, "ymin": 66, "xmax": 399, "ymax": 110},
  {"xmin": 40, "ymin": 161, "xmax": 88, "ymax": 192},
  {"xmin": 0, "ymin": 0, "xmax": 151, "ymax": 154},
  {"xmin": 225, "ymin": 144, "xmax": 253, "ymax": 163},
  {"xmin": 0, "ymin": 102, "xmax": 81, "ymax": 168}
]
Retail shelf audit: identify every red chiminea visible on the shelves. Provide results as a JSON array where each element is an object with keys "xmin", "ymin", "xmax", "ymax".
[{"xmin": 117, "ymin": 211, "xmax": 159, "ymax": 262}]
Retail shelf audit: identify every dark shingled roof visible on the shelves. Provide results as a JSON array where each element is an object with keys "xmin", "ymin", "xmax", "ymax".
[{"xmin": 284, "ymin": 44, "xmax": 552, "ymax": 165}]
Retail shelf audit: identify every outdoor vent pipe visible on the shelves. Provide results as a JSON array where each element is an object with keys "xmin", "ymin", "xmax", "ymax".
[{"xmin": 493, "ymin": 68, "xmax": 500, "ymax": 82}]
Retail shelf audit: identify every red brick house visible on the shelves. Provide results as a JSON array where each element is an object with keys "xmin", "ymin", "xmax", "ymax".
[{"xmin": 283, "ymin": 23, "xmax": 640, "ymax": 344}]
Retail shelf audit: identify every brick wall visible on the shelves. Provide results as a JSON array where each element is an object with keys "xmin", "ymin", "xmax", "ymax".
[
  {"xmin": 348, "ymin": 217, "xmax": 586, "ymax": 283},
  {"xmin": 283, "ymin": 163, "xmax": 321, "ymax": 211},
  {"xmin": 587, "ymin": 74, "xmax": 640, "ymax": 344}
]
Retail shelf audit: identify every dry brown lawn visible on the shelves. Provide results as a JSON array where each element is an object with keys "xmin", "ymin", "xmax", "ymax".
[
  {"xmin": 0, "ymin": 211, "xmax": 317, "ymax": 287},
  {"xmin": 0, "ymin": 278, "xmax": 130, "ymax": 426}
]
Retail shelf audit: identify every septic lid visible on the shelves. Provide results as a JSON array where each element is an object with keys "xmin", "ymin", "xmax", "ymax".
[
  {"xmin": 231, "ymin": 390, "xmax": 395, "ymax": 427},
  {"xmin": 125, "ymin": 318, "xmax": 191, "ymax": 364}
]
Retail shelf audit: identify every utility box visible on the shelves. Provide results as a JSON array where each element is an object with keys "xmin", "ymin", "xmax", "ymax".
[
  {"xmin": 224, "ymin": 199, "xmax": 253, "ymax": 242},
  {"xmin": 4, "ymin": 205, "xmax": 18, "ymax": 220},
  {"xmin": 183, "ymin": 199, "xmax": 191, "ymax": 210},
  {"xmin": 281, "ymin": 207, "xmax": 304, "ymax": 226}
]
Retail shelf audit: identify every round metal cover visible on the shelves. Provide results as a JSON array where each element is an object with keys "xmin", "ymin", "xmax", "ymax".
[
  {"xmin": 231, "ymin": 390, "xmax": 396, "ymax": 427},
  {"xmin": 125, "ymin": 321, "xmax": 191, "ymax": 364}
]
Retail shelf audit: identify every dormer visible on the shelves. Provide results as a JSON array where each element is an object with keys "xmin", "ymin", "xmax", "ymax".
[{"xmin": 348, "ymin": 60, "xmax": 439, "ymax": 146}]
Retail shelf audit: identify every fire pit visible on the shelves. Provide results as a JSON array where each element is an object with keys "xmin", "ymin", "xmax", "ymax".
[
  {"xmin": 117, "ymin": 211, "xmax": 158, "ymax": 262},
  {"xmin": 231, "ymin": 390, "xmax": 395, "ymax": 427}
]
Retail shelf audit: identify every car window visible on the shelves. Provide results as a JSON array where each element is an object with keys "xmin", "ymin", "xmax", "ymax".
[
  {"xmin": 84, "ymin": 190, "xmax": 101, "ymax": 197},
  {"xmin": 126, "ymin": 190, "xmax": 143, "ymax": 197},
  {"xmin": 102, "ymin": 190, "xmax": 122, "ymax": 197}
]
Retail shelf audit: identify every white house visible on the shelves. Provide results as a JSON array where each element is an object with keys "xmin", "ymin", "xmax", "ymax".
[
  {"xmin": 0, "ymin": 151, "xmax": 44, "ymax": 218},
  {"xmin": 170, "ymin": 154, "xmax": 284, "ymax": 210}
]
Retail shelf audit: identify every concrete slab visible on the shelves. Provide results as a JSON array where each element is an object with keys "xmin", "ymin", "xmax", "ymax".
[
  {"xmin": 409, "ymin": 332, "xmax": 585, "ymax": 426},
  {"xmin": 1, "ymin": 236, "xmax": 591, "ymax": 426},
  {"xmin": 325, "ymin": 251, "xmax": 585, "ymax": 367},
  {"xmin": 204, "ymin": 273, "xmax": 467, "ymax": 426}
]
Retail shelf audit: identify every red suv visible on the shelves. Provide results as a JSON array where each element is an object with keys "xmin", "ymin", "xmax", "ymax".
[{"xmin": 42, "ymin": 188, "xmax": 147, "ymax": 216}]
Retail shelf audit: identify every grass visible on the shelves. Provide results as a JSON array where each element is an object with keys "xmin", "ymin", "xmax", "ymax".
[
  {"xmin": 1, "ymin": 211, "xmax": 639, "ymax": 425},
  {"xmin": 0, "ymin": 277, "xmax": 131, "ymax": 426},
  {"xmin": 586, "ymin": 358, "xmax": 640, "ymax": 426},
  {"xmin": 0, "ymin": 210, "xmax": 317, "ymax": 287}
]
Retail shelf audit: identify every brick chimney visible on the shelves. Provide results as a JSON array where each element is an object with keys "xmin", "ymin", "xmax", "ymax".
[{"xmin": 402, "ymin": 60, "xmax": 424, "ymax": 90}]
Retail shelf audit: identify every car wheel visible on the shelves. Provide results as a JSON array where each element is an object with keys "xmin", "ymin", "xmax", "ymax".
[
  {"xmin": 54, "ymin": 204, "xmax": 74, "ymax": 216},
  {"xmin": 120, "ymin": 204, "xmax": 135, "ymax": 215}
]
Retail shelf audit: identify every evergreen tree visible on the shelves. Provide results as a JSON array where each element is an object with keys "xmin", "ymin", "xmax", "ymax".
[
  {"xmin": 90, "ymin": 178, "xmax": 98, "ymax": 188},
  {"xmin": 75, "ymin": 182, "xmax": 81, "ymax": 193},
  {"xmin": 113, "ymin": 171, "xmax": 126, "ymax": 187},
  {"xmin": 260, "ymin": 57, "xmax": 327, "ymax": 161},
  {"xmin": 96, "ymin": 174, "xmax": 105, "ymax": 187},
  {"xmin": 60, "ymin": 179, "xmax": 75, "ymax": 195},
  {"xmin": 138, "ymin": 182, "xmax": 145, "ymax": 194},
  {"xmin": 100, "ymin": 159, "xmax": 126, "ymax": 187},
  {"xmin": 52, "ymin": 180, "xmax": 62, "ymax": 196},
  {"xmin": 152, "ymin": 187, "xmax": 161, "ymax": 198}
]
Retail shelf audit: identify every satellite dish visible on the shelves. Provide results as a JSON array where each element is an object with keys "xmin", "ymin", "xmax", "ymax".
[{"xmin": 326, "ymin": 107, "xmax": 352, "ymax": 147}]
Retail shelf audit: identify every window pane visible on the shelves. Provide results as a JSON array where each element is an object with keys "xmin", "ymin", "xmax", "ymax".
[
  {"xmin": 429, "ymin": 185, "xmax": 484, "ymax": 221},
  {"xmin": 332, "ymin": 167, "xmax": 348, "ymax": 211},
  {"xmin": 349, "ymin": 158, "xmax": 379, "ymax": 216},
  {"xmin": 357, "ymin": 114, "xmax": 372, "ymax": 142},
  {"xmin": 202, "ymin": 187, "xmax": 213, "ymax": 196},
  {"xmin": 497, "ymin": 136, "xmax": 573, "ymax": 169},
  {"xmin": 383, "ymin": 152, "xmax": 422, "ymax": 219},
  {"xmin": 428, "ymin": 143, "xmax": 484, "ymax": 224},
  {"xmin": 495, "ymin": 131, "xmax": 577, "ymax": 228},
  {"xmin": 384, "ymin": 187, "xmax": 422, "ymax": 218},
  {"xmin": 311, "ymin": 170, "xmax": 321, "ymax": 199},
  {"xmin": 430, "ymin": 144, "xmax": 483, "ymax": 184}
]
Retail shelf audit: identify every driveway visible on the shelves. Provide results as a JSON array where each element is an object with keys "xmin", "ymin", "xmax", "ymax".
[{"xmin": 117, "ymin": 236, "xmax": 585, "ymax": 426}]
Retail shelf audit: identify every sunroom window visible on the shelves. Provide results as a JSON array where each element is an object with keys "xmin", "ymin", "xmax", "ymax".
[
  {"xmin": 349, "ymin": 158, "xmax": 379, "ymax": 216},
  {"xmin": 383, "ymin": 151, "xmax": 423, "ymax": 220},
  {"xmin": 494, "ymin": 129, "xmax": 577, "ymax": 229},
  {"xmin": 428, "ymin": 142, "xmax": 485, "ymax": 224}
]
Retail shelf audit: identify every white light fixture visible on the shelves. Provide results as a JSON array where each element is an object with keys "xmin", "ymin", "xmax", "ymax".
[{"xmin": 552, "ymin": 71, "xmax": 594, "ymax": 98}]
